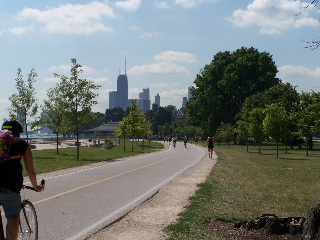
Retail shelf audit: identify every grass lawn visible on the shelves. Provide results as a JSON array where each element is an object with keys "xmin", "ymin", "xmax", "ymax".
[
  {"xmin": 27, "ymin": 139, "xmax": 164, "ymax": 176},
  {"xmin": 166, "ymin": 141, "xmax": 320, "ymax": 239}
]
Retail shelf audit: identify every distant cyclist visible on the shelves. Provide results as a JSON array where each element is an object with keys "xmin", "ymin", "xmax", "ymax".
[
  {"xmin": 172, "ymin": 136, "xmax": 177, "ymax": 148},
  {"xmin": 183, "ymin": 136, "xmax": 188, "ymax": 148},
  {"xmin": 194, "ymin": 136, "xmax": 199, "ymax": 146},
  {"xmin": 0, "ymin": 119, "xmax": 43, "ymax": 240}
]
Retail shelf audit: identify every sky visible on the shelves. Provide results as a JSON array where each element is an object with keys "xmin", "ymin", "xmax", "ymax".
[{"xmin": 1, "ymin": 0, "xmax": 320, "ymax": 120}]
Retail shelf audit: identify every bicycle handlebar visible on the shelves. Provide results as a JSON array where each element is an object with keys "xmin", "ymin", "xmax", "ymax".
[{"xmin": 23, "ymin": 179, "xmax": 45, "ymax": 192}]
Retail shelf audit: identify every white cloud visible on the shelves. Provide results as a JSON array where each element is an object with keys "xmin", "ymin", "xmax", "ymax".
[
  {"xmin": 128, "ymin": 51, "xmax": 195, "ymax": 75},
  {"xmin": 277, "ymin": 65, "xmax": 320, "ymax": 91},
  {"xmin": 16, "ymin": 1, "xmax": 116, "ymax": 34},
  {"xmin": 160, "ymin": 88, "xmax": 188, "ymax": 108},
  {"xmin": 8, "ymin": 26, "xmax": 33, "ymax": 35},
  {"xmin": 128, "ymin": 88, "xmax": 141, "ymax": 99},
  {"xmin": 154, "ymin": 1, "xmax": 171, "ymax": 9},
  {"xmin": 278, "ymin": 65, "xmax": 320, "ymax": 79},
  {"xmin": 87, "ymin": 77, "xmax": 110, "ymax": 85},
  {"xmin": 139, "ymin": 32, "xmax": 162, "ymax": 38},
  {"xmin": 175, "ymin": 0, "xmax": 204, "ymax": 8},
  {"xmin": 154, "ymin": 51, "xmax": 196, "ymax": 63},
  {"xmin": 129, "ymin": 62, "xmax": 189, "ymax": 75},
  {"xmin": 155, "ymin": 0, "xmax": 214, "ymax": 9},
  {"xmin": 228, "ymin": 0, "xmax": 319, "ymax": 35},
  {"xmin": 115, "ymin": 0, "xmax": 142, "ymax": 12},
  {"xmin": 151, "ymin": 82, "xmax": 181, "ymax": 87},
  {"xmin": 48, "ymin": 65, "xmax": 70, "ymax": 74}
]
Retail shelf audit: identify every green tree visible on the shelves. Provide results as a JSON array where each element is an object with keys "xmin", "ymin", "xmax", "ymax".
[
  {"xmin": 249, "ymin": 108, "xmax": 266, "ymax": 154},
  {"xmin": 236, "ymin": 119, "xmax": 250, "ymax": 150},
  {"xmin": 263, "ymin": 103, "xmax": 289, "ymax": 158},
  {"xmin": 105, "ymin": 107, "xmax": 126, "ymax": 122},
  {"xmin": 238, "ymin": 82, "xmax": 300, "ymax": 150},
  {"xmin": 215, "ymin": 123, "xmax": 235, "ymax": 147},
  {"xmin": 116, "ymin": 100, "xmax": 152, "ymax": 151},
  {"xmin": 42, "ymin": 85, "xmax": 70, "ymax": 154},
  {"xmin": 8, "ymin": 68, "xmax": 39, "ymax": 142},
  {"xmin": 146, "ymin": 104, "xmax": 177, "ymax": 135},
  {"xmin": 297, "ymin": 91, "xmax": 320, "ymax": 156},
  {"xmin": 187, "ymin": 47, "xmax": 280, "ymax": 134},
  {"xmin": 54, "ymin": 58, "xmax": 101, "ymax": 159}
]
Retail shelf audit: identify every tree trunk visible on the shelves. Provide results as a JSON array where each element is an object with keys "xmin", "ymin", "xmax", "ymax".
[{"xmin": 56, "ymin": 132, "xmax": 59, "ymax": 154}]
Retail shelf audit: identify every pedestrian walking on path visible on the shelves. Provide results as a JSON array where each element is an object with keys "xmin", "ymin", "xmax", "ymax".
[{"xmin": 207, "ymin": 134, "xmax": 214, "ymax": 159}]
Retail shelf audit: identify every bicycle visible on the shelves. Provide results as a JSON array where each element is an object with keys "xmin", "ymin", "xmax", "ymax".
[{"xmin": 0, "ymin": 179, "xmax": 45, "ymax": 240}]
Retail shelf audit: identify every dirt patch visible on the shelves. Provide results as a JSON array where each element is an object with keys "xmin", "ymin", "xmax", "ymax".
[{"xmin": 207, "ymin": 220, "xmax": 303, "ymax": 240}]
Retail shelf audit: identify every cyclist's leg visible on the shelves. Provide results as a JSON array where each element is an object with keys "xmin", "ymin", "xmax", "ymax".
[
  {"xmin": 6, "ymin": 218, "xmax": 19, "ymax": 240},
  {"xmin": 0, "ymin": 189, "xmax": 21, "ymax": 240}
]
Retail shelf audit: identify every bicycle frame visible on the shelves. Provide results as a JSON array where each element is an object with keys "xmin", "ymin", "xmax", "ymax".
[
  {"xmin": 20, "ymin": 201, "xmax": 34, "ymax": 235},
  {"xmin": 0, "ymin": 179, "xmax": 45, "ymax": 240}
]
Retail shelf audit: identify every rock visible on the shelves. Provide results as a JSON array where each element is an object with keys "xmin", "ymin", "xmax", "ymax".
[
  {"xmin": 264, "ymin": 216, "xmax": 281, "ymax": 235},
  {"xmin": 303, "ymin": 202, "xmax": 320, "ymax": 240}
]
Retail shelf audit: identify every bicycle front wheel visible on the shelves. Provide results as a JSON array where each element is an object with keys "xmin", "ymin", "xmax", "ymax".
[{"xmin": 19, "ymin": 200, "xmax": 38, "ymax": 240}]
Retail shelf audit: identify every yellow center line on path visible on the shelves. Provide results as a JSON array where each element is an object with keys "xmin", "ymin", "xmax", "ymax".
[{"xmin": 33, "ymin": 148, "xmax": 186, "ymax": 205}]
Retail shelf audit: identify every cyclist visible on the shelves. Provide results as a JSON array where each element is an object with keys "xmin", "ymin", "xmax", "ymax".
[
  {"xmin": 194, "ymin": 136, "xmax": 199, "ymax": 146},
  {"xmin": 183, "ymin": 136, "xmax": 188, "ymax": 148},
  {"xmin": 0, "ymin": 119, "xmax": 43, "ymax": 240},
  {"xmin": 172, "ymin": 136, "xmax": 177, "ymax": 148}
]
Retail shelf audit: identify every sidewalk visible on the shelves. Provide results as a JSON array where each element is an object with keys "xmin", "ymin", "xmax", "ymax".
[{"xmin": 30, "ymin": 139, "xmax": 91, "ymax": 151}]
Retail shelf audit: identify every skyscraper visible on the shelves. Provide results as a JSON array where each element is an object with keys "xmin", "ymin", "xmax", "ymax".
[
  {"xmin": 154, "ymin": 94, "xmax": 160, "ymax": 107},
  {"xmin": 138, "ymin": 88, "xmax": 151, "ymax": 112},
  {"xmin": 182, "ymin": 97, "xmax": 188, "ymax": 108},
  {"xmin": 116, "ymin": 74, "xmax": 129, "ymax": 110},
  {"xmin": 109, "ymin": 91, "xmax": 117, "ymax": 109},
  {"xmin": 188, "ymin": 87, "xmax": 192, "ymax": 100},
  {"xmin": 108, "ymin": 59, "xmax": 130, "ymax": 110}
]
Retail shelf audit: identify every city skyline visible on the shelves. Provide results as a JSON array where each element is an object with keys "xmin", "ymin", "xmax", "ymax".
[
  {"xmin": 0, "ymin": 1, "xmax": 319, "ymax": 120},
  {"xmin": 109, "ymin": 71, "xmax": 189, "ymax": 111}
]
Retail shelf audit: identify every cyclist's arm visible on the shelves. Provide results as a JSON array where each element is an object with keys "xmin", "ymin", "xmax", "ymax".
[{"xmin": 23, "ymin": 146, "xmax": 43, "ymax": 192}]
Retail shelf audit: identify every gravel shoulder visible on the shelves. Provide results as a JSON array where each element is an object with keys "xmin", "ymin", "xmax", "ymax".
[{"xmin": 87, "ymin": 146, "xmax": 217, "ymax": 240}]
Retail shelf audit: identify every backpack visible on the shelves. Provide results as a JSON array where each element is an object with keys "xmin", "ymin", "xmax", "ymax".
[{"xmin": 0, "ymin": 130, "xmax": 14, "ymax": 163}]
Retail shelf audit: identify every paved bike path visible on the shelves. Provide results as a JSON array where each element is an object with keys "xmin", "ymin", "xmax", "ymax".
[{"xmin": 23, "ymin": 142, "xmax": 205, "ymax": 240}]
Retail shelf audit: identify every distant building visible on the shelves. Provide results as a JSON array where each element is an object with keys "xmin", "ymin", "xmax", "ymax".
[
  {"xmin": 138, "ymin": 88, "xmax": 151, "ymax": 112},
  {"xmin": 84, "ymin": 122, "xmax": 120, "ymax": 137},
  {"xmin": 117, "ymin": 74, "xmax": 130, "ymax": 110},
  {"xmin": 182, "ymin": 97, "xmax": 188, "ymax": 108},
  {"xmin": 109, "ymin": 91, "xmax": 117, "ymax": 109},
  {"xmin": 154, "ymin": 94, "xmax": 160, "ymax": 107},
  {"xmin": 109, "ymin": 58, "xmax": 131, "ymax": 110},
  {"xmin": 108, "ymin": 74, "xmax": 130, "ymax": 110},
  {"xmin": 188, "ymin": 87, "xmax": 192, "ymax": 100}
]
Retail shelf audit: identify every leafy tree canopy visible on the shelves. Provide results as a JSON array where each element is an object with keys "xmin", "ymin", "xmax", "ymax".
[{"xmin": 187, "ymin": 47, "xmax": 280, "ymax": 134}]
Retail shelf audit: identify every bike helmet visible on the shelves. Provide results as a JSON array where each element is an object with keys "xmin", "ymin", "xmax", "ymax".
[{"xmin": 2, "ymin": 119, "xmax": 24, "ymax": 133}]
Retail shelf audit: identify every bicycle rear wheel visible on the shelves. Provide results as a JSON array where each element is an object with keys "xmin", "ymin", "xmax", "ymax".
[{"xmin": 19, "ymin": 200, "xmax": 38, "ymax": 240}]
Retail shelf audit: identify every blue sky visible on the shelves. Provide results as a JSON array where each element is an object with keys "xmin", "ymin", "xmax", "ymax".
[{"xmin": 1, "ymin": 0, "xmax": 320, "ymax": 120}]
